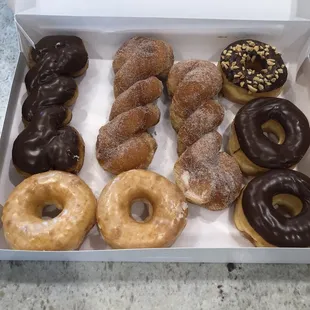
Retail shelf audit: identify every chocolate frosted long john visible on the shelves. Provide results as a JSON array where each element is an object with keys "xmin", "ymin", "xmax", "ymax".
[{"xmin": 12, "ymin": 35, "xmax": 88, "ymax": 175}]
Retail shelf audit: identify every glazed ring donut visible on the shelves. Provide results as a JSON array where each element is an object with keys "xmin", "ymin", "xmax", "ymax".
[
  {"xmin": 219, "ymin": 39, "xmax": 288, "ymax": 104},
  {"xmin": 2, "ymin": 171, "xmax": 97, "ymax": 251},
  {"xmin": 97, "ymin": 170, "xmax": 188, "ymax": 248},
  {"xmin": 228, "ymin": 97, "xmax": 310, "ymax": 176},
  {"xmin": 235, "ymin": 169, "xmax": 310, "ymax": 247}
]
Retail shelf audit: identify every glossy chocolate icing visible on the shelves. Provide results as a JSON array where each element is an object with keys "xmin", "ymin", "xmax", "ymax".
[
  {"xmin": 220, "ymin": 39, "xmax": 287, "ymax": 93},
  {"xmin": 30, "ymin": 36, "xmax": 88, "ymax": 78},
  {"xmin": 234, "ymin": 97, "xmax": 310, "ymax": 169},
  {"xmin": 242, "ymin": 169, "xmax": 310, "ymax": 247},
  {"xmin": 22, "ymin": 75, "xmax": 77, "ymax": 123},
  {"xmin": 13, "ymin": 106, "xmax": 81, "ymax": 174},
  {"xmin": 13, "ymin": 35, "xmax": 88, "ymax": 174}
]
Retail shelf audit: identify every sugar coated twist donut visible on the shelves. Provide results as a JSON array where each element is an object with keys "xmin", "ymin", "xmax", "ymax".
[
  {"xmin": 2, "ymin": 171, "xmax": 97, "ymax": 251},
  {"xmin": 96, "ymin": 37, "xmax": 174, "ymax": 175},
  {"xmin": 167, "ymin": 60, "xmax": 243, "ymax": 210},
  {"xmin": 12, "ymin": 35, "xmax": 88, "ymax": 176}
]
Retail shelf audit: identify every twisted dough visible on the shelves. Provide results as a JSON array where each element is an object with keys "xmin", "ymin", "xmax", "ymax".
[
  {"xmin": 168, "ymin": 60, "xmax": 243, "ymax": 210},
  {"xmin": 96, "ymin": 37, "xmax": 174, "ymax": 174}
]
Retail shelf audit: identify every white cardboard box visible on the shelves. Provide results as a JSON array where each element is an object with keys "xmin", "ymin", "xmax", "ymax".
[{"xmin": 2, "ymin": 0, "xmax": 310, "ymax": 262}]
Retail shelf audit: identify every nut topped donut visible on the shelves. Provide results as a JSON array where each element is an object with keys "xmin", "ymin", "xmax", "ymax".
[
  {"xmin": 220, "ymin": 39, "xmax": 288, "ymax": 104},
  {"xmin": 235, "ymin": 169, "xmax": 310, "ymax": 247},
  {"xmin": 228, "ymin": 97, "xmax": 310, "ymax": 176}
]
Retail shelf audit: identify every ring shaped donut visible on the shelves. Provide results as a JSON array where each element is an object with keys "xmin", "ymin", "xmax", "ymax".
[
  {"xmin": 2, "ymin": 171, "xmax": 97, "ymax": 251},
  {"xmin": 97, "ymin": 170, "xmax": 188, "ymax": 248},
  {"xmin": 231, "ymin": 98, "xmax": 310, "ymax": 171},
  {"xmin": 235, "ymin": 169, "xmax": 310, "ymax": 247},
  {"xmin": 220, "ymin": 39, "xmax": 288, "ymax": 104}
]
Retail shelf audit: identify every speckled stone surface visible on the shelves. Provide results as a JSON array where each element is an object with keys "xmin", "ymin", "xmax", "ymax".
[{"xmin": 1, "ymin": 2, "xmax": 310, "ymax": 310}]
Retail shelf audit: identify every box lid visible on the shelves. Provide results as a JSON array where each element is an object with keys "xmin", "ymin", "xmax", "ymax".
[{"xmin": 8, "ymin": 0, "xmax": 308, "ymax": 21}]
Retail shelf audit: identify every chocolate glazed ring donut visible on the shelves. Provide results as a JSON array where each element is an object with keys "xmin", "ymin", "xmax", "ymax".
[
  {"xmin": 12, "ymin": 35, "xmax": 88, "ymax": 176},
  {"xmin": 220, "ymin": 39, "xmax": 288, "ymax": 104},
  {"xmin": 229, "ymin": 97, "xmax": 310, "ymax": 176},
  {"xmin": 235, "ymin": 169, "xmax": 310, "ymax": 247}
]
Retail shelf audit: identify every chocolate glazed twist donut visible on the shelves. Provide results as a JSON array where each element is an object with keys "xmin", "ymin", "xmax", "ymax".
[
  {"xmin": 12, "ymin": 36, "xmax": 88, "ymax": 176},
  {"xmin": 168, "ymin": 60, "xmax": 243, "ymax": 210},
  {"xmin": 96, "ymin": 37, "xmax": 174, "ymax": 175}
]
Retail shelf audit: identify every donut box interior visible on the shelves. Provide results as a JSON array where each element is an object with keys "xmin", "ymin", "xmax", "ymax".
[{"xmin": 2, "ymin": 1, "xmax": 310, "ymax": 262}]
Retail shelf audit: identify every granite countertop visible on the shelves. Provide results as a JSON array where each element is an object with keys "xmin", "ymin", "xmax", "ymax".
[{"xmin": 1, "ymin": 2, "xmax": 310, "ymax": 310}]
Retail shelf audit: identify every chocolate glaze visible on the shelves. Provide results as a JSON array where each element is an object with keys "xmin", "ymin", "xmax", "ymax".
[
  {"xmin": 30, "ymin": 36, "xmax": 88, "ymax": 76},
  {"xmin": 220, "ymin": 39, "xmax": 288, "ymax": 93},
  {"xmin": 234, "ymin": 97, "xmax": 310, "ymax": 169},
  {"xmin": 242, "ymin": 169, "xmax": 310, "ymax": 247},
  {"xmin": 13, "ymin": 35, "xmax": 88, "ymax": 174},
  {"xmin": 22, "ymin": 75, "xmax": 77, "ymax": 123},
  {"xmin": 12, "ymin": 106, "xmax": 81, "ymax": 174}
]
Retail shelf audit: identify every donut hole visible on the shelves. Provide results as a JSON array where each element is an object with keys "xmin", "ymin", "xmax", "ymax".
[
  {"xmin": 130, "ymin": 199, "xmax": 153, "ymax": 223},
  {"xmin": 245, "ymin": 55, "xmax": 267, "ymax": 72},
  {"xmin": 272, "ymin": 194, "xmax": 303, "ymax": 218},
  {"xmin": 261, "ymin": 120, "xmax": 285, "ymax": 144},
  {"xmin": 41, "ymin": 203, "xmax": 62, "ymax": 220}
]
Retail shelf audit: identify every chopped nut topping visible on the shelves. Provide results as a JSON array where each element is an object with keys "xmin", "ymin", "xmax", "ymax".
[
  {"xmin": 223, "ymin": 50, "xmax": 227, "ymax": 55},
  {"xmin": 281, "ymin": 64, "xmax": 285, "ymax": 68},
  {"xmin": 258, "ymin": 84, "xmax": 264, "ymax": 91},
  {"xmin": 261, "ymin": 69, "xmax": 268, "ymax": 73},
  {"xmin": 266, "ymin": 81, "xmax": 272, "ymax": 86},
  {"xmin": 257, "ymin": 73, "xmax": 264, "ymax": 77},
  {"xmin": 248, "ymin": 85, "xmax": 258, "ymax": 92},
  {"xmin": 251, "ymin": 55, "xmax": 256, "ymax": 62},
  {"xmin": 221, "ymin": 61, "xmax": 229, "ymax": 69},
  {"xmin": 240, "ymin": 81, "xmax": 245, "ymax": 87},
  {"xmin": 278, "ymin": 68, "xmax": 284, "ymax": 73},
  {"xmin": 231, "ymin": 65, "xmax": 239, "ymax": 70},
  {"xmin": 254, "ymin": 46, "xmax": 259, "ymax": 52},
  {"xmin": 267, "ymin": 59, "xmax": 275, "ymax": 66},
  {"xmin": 247, "ymin": 80, "xmax": 252, "ymax": 84},
  {"xmin": 248, "ymin": 41, "xmax": 255, "ymax": 47},
  {"xmin": 253, "ymin": 76, "xmax": 264, "ymax": 83},
  {"xmin": 271, "ymin": 78, "xmax": 277, "ymax": 83},
  {"xmin": 267, "ymin": 74, "xmax": 273, "ymax": 79},
  {"xmin": 268, "ymin": 66, "xmax": 273, "ymax": 71},
  {"xmin": 272, "ymin": 46, "xmax": 276, "ymax": 50}
]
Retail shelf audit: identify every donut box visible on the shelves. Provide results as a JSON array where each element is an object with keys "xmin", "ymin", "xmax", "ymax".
[{"xmin": 2, "ymin": 0, "xmax": 310, "ymax": 262}]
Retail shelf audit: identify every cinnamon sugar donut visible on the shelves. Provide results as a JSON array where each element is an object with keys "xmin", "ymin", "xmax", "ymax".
[
  {"xmin": 96, "ymin": 37, "xmax": 174, "ymax": 174},
  {"xmin": 167, "ymin": 60, "xmax": 223, "ymax": 133},
  {"xmin": 167, "ymin": 60, "xmax": 242, "ymax": 210},
  {"xmin": 174, "ymin": 131, "xmax": 243, "ymax": 210},
  {"xmin": 2, "ymin": 171, "xmax": 97, "ymax": 251},
  {"xmin": 97, "ymin": 170, "xmax": 188, "ymax": 248}
]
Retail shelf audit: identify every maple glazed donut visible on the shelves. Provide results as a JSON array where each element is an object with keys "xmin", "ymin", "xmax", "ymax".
[
  {"xmin": 219, "ymin": 39, "xmax": 288, "ymax": 104},
  {"xmin": 12, "ymin": 35, "xmax": 88, "ymax": 176},
  {"xmin": 2, "ymin": 171, "xmax": 97, "ymax": 251},
  {"xmin": 97, "ymin": 170, "xmax": 188, "ymax": 248},
  {"xmin": 235, "ymin": 169, "xmax": 310, "ymax": 247},
  {"xmin": 228, "ymin": 97, "xmax": 310, "ymax": 176}
]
